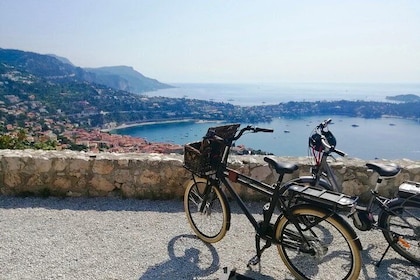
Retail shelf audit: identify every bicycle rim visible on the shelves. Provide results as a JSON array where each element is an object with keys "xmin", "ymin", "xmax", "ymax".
[
  {"xmin": 184, "ymin": 179, "xmax": 230, "ymax": 243},
  {"xmin": 275, "ymin": 206, "xmax": 361, "ymax": 280},
  {"xmin": 380, "ymin": 204, "xmax": 420, "ymax": 265}
]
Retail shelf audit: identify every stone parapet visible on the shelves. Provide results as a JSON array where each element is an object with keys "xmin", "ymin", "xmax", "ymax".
[{"xmin": 0, "ymin": 149, "xmax": 419, "ymax": 201}]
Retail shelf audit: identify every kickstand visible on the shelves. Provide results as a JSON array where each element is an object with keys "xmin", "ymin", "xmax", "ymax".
[
  {"xmin": 376, "ymin": 241, "xmax": 393, "ymax": 267},
  {"xmin": 247, "ymin": 234, "xmax": 271, "ymax": 267}
]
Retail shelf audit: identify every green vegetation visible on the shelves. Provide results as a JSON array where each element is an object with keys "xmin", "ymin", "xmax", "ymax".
[{"xmin": 0, "ymin": 129, "xmax": 57, "ymax": 150}]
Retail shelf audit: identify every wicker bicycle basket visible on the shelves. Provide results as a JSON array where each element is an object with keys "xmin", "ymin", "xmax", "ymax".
[
  {"xmin": 183, "ymin": 124, "xmax": 240, "ymax": 176},
  {"xmin": 184, "ymin": 141, "xmax": 216, "ymax": 176}
]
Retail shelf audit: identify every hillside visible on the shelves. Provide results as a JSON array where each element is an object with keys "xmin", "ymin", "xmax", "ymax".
[
  {"xmin": 0, "ymin": 48, "xmax": 91, "ymax": 81},
  {"xmin": 0, "ymin": 48, "xmax": 173, "ymax": 93},
  {"xmin": 0, "ymin": 48, "xmax": 234, "ymax": 131},
  {"xmin": 85, "ymin": 66, "xmax": 173, "ymax": 93}
]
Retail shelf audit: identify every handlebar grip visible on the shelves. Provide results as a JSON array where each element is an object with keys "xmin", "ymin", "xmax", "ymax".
[
  {"xmin": 318, "ymin": 118, "xmax": 332, "ymax": 129},
  {"xmin": 321, "ymin": 136, "xmax": 346, "ymax": 157},
  {"xmin": 255, "ymin": 127, "xmax": 274, "ymax": 133},
  {"xmin": 334, "ymin": 149, "xmax": 347, "ymax": 157},
  {"xmin": 321, "ymin": 136, "xmax": 332, "ymax": 150}
]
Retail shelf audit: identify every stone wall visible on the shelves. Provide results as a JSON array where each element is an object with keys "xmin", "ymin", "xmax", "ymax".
[{"xmin": 0, "ymin": 149, "xmax": 419, "ymax": 201}]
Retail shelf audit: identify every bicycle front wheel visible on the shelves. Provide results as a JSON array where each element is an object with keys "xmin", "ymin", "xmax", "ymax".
[
  {"xmin": 275, "ymin": 205, "xmax": 362, "ymax": 280},
  {"xmin": 184, "ymin": 178, "xmax": 230, "ymax": 243},
  {"xmin": 379, "ymin": 198, "xmax": 420, "ymax": 265}
]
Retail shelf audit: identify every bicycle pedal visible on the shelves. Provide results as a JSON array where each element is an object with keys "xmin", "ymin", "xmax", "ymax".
[{"xmin": 247, "ymin": 255, "xmax": 260, "ymax": 267}]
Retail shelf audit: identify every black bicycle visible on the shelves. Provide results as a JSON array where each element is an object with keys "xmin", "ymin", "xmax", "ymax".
[
  {"xmin": 183, "ymin": 124, "xmax": 362, "ymax": 280},
  {"xmin": 292, "ymin": 118, "xmax": 420, "ymax": 266}
]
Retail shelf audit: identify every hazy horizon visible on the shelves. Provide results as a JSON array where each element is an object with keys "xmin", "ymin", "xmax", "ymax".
[{"xmin": 1, "ymin": 1, "xmax": 419, "ymax": 84}]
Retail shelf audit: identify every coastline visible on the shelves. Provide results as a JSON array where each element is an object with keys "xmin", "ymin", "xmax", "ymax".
[
  {"xmin": 102, "ymin": 115, "xmax": 420, "ymax": 160},
  {"xmin": 102, "ymin": 115, "xmax": 419, "ymax": 134},
  {"xmin": 102, "ymin": 119, "xmax": 225, "ymax": 133}
]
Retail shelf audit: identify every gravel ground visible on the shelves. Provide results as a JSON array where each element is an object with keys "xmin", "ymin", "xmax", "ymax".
[{"xmin": 0, "ymin": 196, "xmax": 419, "ymax": 280}]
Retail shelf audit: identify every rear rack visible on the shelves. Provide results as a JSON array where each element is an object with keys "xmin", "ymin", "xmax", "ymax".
[
  {"xmin": 288, "ymin": 184, "xmax": 356, "ymax": 210},
  {"xmin": 398, "ymin": 181, "xmax": 420, "ymax": 200}
]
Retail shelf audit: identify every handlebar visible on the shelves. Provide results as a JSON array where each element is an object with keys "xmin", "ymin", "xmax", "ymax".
[
  {"xmin": 314, "ymin": 118, "xmax": 347, "ymax": 157},
  {"xmin": 320, "ymin": 133, "xmax": 346, "ymax": 157},
  {"xmin": 233, "ymin": 125, "xmax": 273, "ymax": 141},
  {"xmin": 203, "ymin": 125, "xmax": 273, "ymax": 144},
  {"xmin": 254, "ymin": 127, "xmax": 274, "ymax": 133},
  {"xmin": 334, "ymin": 148, "xmax": 347, "ymax": 157}
]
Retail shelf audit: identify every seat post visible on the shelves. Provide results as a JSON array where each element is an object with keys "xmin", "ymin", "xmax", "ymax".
[{"xmin": 374, "ymin": 177, "xmax": 382, "ymax": 193}]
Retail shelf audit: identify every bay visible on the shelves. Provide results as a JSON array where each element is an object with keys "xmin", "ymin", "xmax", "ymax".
[
  {"xmin": 114, "ymin": 116, "xmax": 420, "ymax": 161},
  {"xmin": 114, "ymin": 83, "xmax": 420, "ymax": 160}
]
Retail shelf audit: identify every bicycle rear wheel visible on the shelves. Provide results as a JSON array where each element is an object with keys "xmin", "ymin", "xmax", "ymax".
[
  {"xmin": 275, "ymin": 205, "xmax": 362, "ymax": 280},
  {"xmin": 379, "ymin": 198, "xmax": 420, "ymax": 265},
  {"xmin": 184, "ymin": 178, "xmax": 230, "ymax": 243}
]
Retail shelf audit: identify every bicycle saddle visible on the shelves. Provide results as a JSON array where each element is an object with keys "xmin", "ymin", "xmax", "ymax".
[
  {"xmin": 264, "ymin": 157, "xmax": 298, "ymax": 174},
  {"xmin": 366, "ymin": 162, "xmax": 401, "ymax": 177}
]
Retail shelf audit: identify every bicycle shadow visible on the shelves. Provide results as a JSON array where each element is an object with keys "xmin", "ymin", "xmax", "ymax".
[
  {"xmin": 226, "ymin": 268, "xmax": 278, "ymax": 280},
  {"xmin": 139, "ymin": 234, "xmax": 220, "ymax": 279},
  {"xmin": 360, "ymin": 244, "xmax": 420, "ymax": 279}
]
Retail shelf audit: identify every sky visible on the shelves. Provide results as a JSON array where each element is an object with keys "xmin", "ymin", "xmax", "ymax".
[{"xmin": 1, "ymin": 1, "xmax": 420, "ymax": 84}]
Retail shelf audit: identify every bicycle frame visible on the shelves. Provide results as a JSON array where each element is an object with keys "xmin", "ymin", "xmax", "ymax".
[
  {"xmin": 309, "ymin": 119, "xmax": 405, "ymax": 218},
  {"xmin": 214, "ymin": 129, "xmax": 287, "ymax": 239},
  {"xmin": 218, "ymin": 166, "xmax": 286, "ymax": 239},
  {"xmin": 184, "ymin": 124, "xmax": 364, "ymax": 277},
  {"xmin": 314, "ymin": 151, "xmax": 401, "ymax": 216},
  {"xmin": 206, "ymin": 127, "xmax": 357, "ymax": 236},
  {"xmin": 308, "ymin": 119, "xmax": 420, "ymax": 267},
  {"xmin": 311, "ymin": 151, "xmax": 342, "ymax": 193}
]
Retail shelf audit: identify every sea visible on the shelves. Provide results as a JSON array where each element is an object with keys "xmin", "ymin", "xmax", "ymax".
[{"xmin": 113, "ymin": 83, "xmax": 420, "ymax": 161}]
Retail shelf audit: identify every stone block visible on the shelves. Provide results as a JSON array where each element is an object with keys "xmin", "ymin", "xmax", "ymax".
[
  {"xmin": 89, "ymin": 175, "xmax": 114, "ymax": 194},
  {"xmin": 92, "ymin": 160, "xmax": 114, "ymax": 175}
]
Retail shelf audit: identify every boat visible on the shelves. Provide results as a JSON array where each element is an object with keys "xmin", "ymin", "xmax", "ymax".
[{"xmin": 351, "ymin": 124, "xmax": 359, "ymax": 127}]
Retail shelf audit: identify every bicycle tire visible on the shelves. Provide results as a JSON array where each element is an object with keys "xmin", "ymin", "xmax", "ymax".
[
  {"xmin": 378, "ymin": 197, "xmax": 420, "ymax": 265},
  {"xmin": 184, "ymin": 178, "xmax": 230, "ymax": 243},
  {"xmin": 275, "ymin": 205, "xmax": 362, "ymax": 280}
]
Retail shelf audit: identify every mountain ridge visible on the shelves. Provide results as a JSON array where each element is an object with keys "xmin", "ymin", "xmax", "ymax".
[
  {"xmin": 0, "ymin": 48, "xmax": 172, "ymax": 93},
  {"xmin": 85, "ymin": 65, "xmax": 173, "ymax": 93}
]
